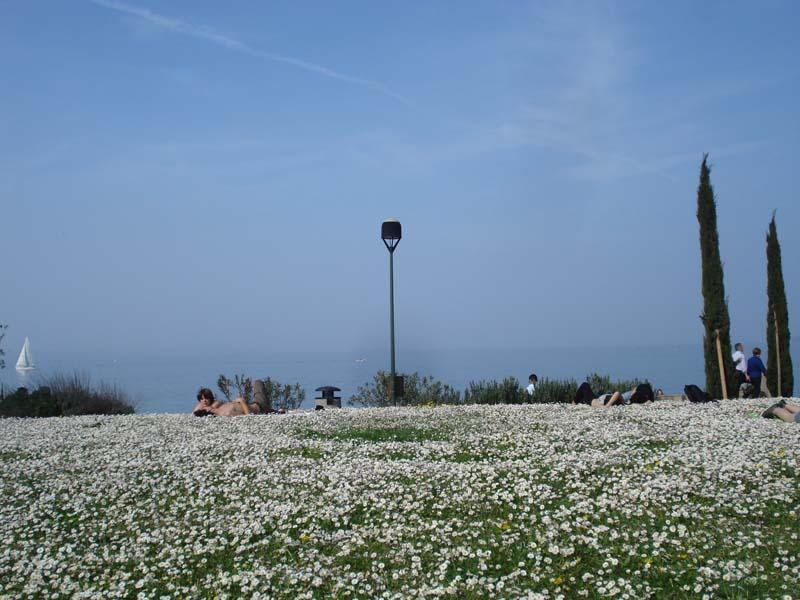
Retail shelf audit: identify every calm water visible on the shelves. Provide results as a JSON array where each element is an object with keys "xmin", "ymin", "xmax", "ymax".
[{"xmin": 0, "ymin": 344, "xmax": 735, "ymax": 413}]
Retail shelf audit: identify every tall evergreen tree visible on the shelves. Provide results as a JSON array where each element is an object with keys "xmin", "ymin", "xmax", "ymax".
[
  {"xmin": 0, "ymin": 324, "xmax": 6, "ymax": 370},
  {"xmin": 696, "ymin": 155, "xmax": 735, "ymax": 398},
  {"xmin": 766, "ymin": 213, "xmax": 793, "ymax": 397}
]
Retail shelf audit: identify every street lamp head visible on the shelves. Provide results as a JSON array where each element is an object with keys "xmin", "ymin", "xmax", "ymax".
[{"xmin": 381, "ymin": 219, "xmax": 402, "ymax": 252}]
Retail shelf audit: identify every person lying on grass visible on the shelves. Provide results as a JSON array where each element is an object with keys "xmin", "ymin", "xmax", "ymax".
[
  {"xmin": 192, "ymin": 387, "xmax": 250, "ymax": 416},
  {"xmin": 574, "ymin": 382, "xmax": 657, "ymax": 408},
  {"xmin": 591, "ymin": 391, "xmax": 624, "ymax": 408},
  {"xmin": 573, "ymin": 382, "xmax": 624, "ymax": 408},
  {"xmin": 761, "ymin": 400, "xmax": 800, "ymax": 424},
  {"xmin": 192, "ymin": 387, "xmax": 271, "ymax": 416}
]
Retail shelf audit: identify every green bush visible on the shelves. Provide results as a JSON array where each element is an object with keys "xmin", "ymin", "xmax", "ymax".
[
  {"xmin": 350, "ymin": 372, "xmax": 650, "ymax": 407},
  {"xmin": 0, "ymin": 387, "xmax": 60, "ymax": 418},
  {"xmin": 217, "ymin": 373, "xmax": 253, "ymax": 402},
  {"xmin": 463, "ymin": 377, "xmax": 525, "ymax": 405},
  {"xmin": 527, "ymin": 373, "xmax": 648, "ymax": 404},
  {"xmin": 217, "ymin": 374, "xmax": 304, "ymax": 410},
  {"xmin": 584, "ymin": 373, "xmax": 647, "ymax": 396},
  {"xmin": 350, "ymin": 371, "xmax": 461, "ymax": 407},
  {"xmin": 0, "ymin": 373, "xmax": 134, "ymax": 418},
  {"xmin": 462, "ymin": 374, "xmax": 647, "ymax": 405},
  {"xmin": 261, "ymin": 377, "xmax": 306, "ymax": 411},
  {"xmin": 528, "ymin": 377, "xmax": 579, "ymax": 404},
  {"xmin": 46, "ymin": 373, "xmax": 134, "ymax": 416}
]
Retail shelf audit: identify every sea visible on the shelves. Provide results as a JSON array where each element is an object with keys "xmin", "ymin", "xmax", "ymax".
[{"xmin": 0, "ymin": 344, "xmax": 758, "ymax": 414}]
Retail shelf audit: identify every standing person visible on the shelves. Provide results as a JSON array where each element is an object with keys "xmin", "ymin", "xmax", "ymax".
[
  {"xmin": 526, "ymin": 373, "xmax": 538, "ymax": 396},
  {"xmin": 746, "ymin": 348, "xmax": 767, "ymax": 399},
  {"xmin": 732, "ymin": 343, "xmax": 749, "ymax": 393}
]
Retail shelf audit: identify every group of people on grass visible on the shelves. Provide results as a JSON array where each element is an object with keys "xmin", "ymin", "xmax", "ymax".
[
  {"xmin": 732, "ymin": 342, "xmax": 768, "ymax": 398},
  {"xmin": 728, "ymin": 341, "xmax": 799, "ymax": 421},
  {"xmin": 526, "ymin": 359, "xmax": 797, "ymax": 424},
  {"xmin": 526, "ymin": 372, "xmax": 662, "ymax": 408},
  {"xmin": 193, "ymin": 360, "xmax": 798, "ymax": 424}
]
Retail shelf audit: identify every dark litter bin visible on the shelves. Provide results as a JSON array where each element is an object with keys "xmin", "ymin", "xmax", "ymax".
[{"xmin": 315, "ymin": 386, "xmax": 342, "ymax": 410}]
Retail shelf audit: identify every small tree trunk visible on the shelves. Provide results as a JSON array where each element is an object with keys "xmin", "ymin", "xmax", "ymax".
[
  {"xmin": 774, "ymin": 310, "xmax": 782, "ymax": 396},
  {"xmin": 715, "ymin": 330, "xmax": 728, "ymax": 400}
]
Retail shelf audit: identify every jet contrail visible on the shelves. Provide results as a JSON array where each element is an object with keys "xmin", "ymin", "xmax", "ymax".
[{"xmin": 90, "ymin": 0, "xmax": 410, "ymax": 104}]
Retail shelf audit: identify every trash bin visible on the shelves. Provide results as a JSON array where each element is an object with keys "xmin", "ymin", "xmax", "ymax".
[{"xmin": 315, "ymin": 386, "xmax": 342, "ymax": 410}]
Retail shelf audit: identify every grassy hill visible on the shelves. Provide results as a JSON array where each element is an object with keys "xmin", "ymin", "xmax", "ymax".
[{"xmin": 1, "ymin": 401, "xmax": 798, "ymax": 598}]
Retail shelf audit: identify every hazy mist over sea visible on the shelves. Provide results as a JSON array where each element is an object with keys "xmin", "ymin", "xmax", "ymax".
[{"xmin": 3, "ymin": 342, "xmax": 795, "ymax": 413}]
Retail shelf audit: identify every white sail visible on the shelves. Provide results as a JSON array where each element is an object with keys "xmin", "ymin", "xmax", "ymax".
[{"xmin": 15, "ymin": 337, "xmax": 34, "ymax": 370}]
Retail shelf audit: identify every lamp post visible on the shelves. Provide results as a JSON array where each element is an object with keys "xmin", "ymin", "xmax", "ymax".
[{"xmin": 381, "ymin": 219, "xmax": 401, "ymax": 405}]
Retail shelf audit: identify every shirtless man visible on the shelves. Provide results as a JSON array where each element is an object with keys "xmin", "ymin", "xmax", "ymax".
[{"xmin": 192, "ymin": 387, "xmax": 252, "ymax": 417}]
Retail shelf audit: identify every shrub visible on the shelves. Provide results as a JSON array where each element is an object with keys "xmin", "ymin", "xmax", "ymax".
[
  {"xmin": 0, "ymin": 387, "xmax": 59, "ymax": 418},
  {"xmin": 350, "ymin": 371, "xmax": 461, "ymax": 407},
  {"xmin": 217, "ymin": 374, "xmax": 234, "ymax": 400},
  {"xmin": 46, "ymin": 373, "xmax": 135, "ymax": 416},
  {"xmin": 350, "ymin": 372, "xmax": 650, "ymax": 407},
  {"xmin": 584, "ymin": 373, "xmax": 646, "ymax": 396},
  {"xmin": 527, "ymin": 373, "xmax": 648, "ymax": 404},
  {"xmin": 0, "ymin": 373, "xmax": 134, "ymax": 418},
  {"xmin": 528, "ymin": 377, "xmax": 579, "ymax": 404},
  {"xmin": 217, "ymin": 374, "xmax": 253, "ymax": 402},
  {"xmin": 218, "ymin": 374, "xmax": 305, "ymax": 410},
  {"xmin": 261, "ymin": 378, "xmax": 306, "ymax": 411},
  {"xmin": 464, "ymin": 377, "xmax": 525, "ymax": 405}
]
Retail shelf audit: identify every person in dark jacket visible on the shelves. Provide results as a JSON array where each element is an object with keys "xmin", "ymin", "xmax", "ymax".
[
  {"xmin": 572, "ymin": 381, "xmax": 627, "ymax": 408},
  {"xmin": 746, "ymin": 347, "xmax": 767, "ymax": 399}
]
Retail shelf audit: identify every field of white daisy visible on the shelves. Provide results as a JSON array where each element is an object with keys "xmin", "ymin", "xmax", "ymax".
[{"xmin": 1, "ymin": 400, "xmax": 798, "ymax": 599}]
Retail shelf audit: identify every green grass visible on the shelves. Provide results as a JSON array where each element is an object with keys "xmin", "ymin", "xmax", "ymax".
[
  {"xmin": 300, "ymin": 425, "xmax": 452, "ymax": 443},
  {"xmin": 1, "ymin": 405, "xmax": 798, "ymax": 599}
]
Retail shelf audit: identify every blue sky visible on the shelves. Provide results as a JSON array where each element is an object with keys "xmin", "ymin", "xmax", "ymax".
[{"xmin": 1, "ymin": 0, "xmax": 798, "ymax": 359}]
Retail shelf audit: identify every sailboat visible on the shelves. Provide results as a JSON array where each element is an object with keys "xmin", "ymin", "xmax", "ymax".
[{"xmin": 15, "ymin": 337, "xmax": 35, "ymax": 371}]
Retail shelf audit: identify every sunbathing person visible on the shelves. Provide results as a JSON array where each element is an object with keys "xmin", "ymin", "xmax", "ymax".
[
  {"xmin": 193, "ymin": 387, "xmax": 248, "ymax": 416},
  {"xmin": 625, "ymin": 383, "xmax": 658, "ymax": 404},
  {"xmin": 192, "ymin": 388, "xmax": 260, "ymax": 416},
  {"xmin": 762, "ymin": 400, "xmax": 800, "ymax": 424},
  {"xmin": 573, "ymin": 382, "xmax": 623, "ymax": 408},
  {"xmin": 592, "ymin": 391, "xmax": 624, "ymax": 408},
  {"xmin": 574, "ymin": 381, "xmax": 657, "ymax": 408},
  {"xmin": 192, "ymin": 381, "xmax": 275, "ymax": 416}
]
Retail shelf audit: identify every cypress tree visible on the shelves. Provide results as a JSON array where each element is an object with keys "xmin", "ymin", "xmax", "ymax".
[
  {"xmin": 0, "ymin": 324, "xmax": 6, "ymax": 370},
  {"xmin": 696, "ymin": 155, "xmax": 735, "ymax": 398},
  {"xmin": 766, "ymin": 213, "xmax": 793, "ymax": 396}
]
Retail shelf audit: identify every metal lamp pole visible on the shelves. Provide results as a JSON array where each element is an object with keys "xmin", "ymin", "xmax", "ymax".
[{"xmin": 381, "ymin": 219, "xmax": 402, "ymax": 406}]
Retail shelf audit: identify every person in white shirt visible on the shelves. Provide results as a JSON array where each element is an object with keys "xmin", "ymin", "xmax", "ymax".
[
  {"xmin": 526, "ymin": 373, "xmax": 538, "ymax": 395},
  {"xmin": 732, "ymin": 343, "xmax": 749, "ymax": 393}
]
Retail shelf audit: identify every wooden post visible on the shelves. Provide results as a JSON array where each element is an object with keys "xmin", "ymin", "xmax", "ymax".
[
  {"xmin": 774, "ymin": 310, "xmax": 782, "ymax": 397},
  {"xmin": 715, "ymin": 329, "xmax": 728, "ymax": 400}
]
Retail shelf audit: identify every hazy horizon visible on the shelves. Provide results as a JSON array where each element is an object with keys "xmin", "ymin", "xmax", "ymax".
[{"xmin": 2, "ymin": 1, "xmax": 798, "ymax": 362}]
